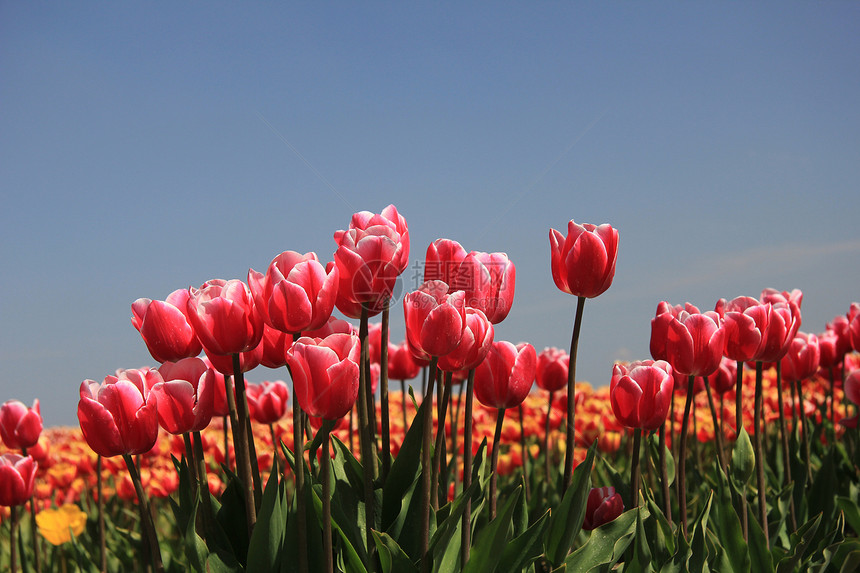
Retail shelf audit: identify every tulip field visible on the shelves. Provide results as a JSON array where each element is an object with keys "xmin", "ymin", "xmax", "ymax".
[{"xmin": 2, "ymin": 206, "xmax": 860, "ymax": 572}]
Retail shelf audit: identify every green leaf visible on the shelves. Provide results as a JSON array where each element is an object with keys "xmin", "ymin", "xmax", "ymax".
[
  {"xmin": 648, "ymin": 432, "xmax": 675, "ymax": 487},
  {"xmin": 563, "ymin": 506, "xmax": 645, "ymax": 573},
  {"xmin": 731, "ymin": 428, "xmax": 755, "ymax": 486},
  {"xmin": 544, "ymin": 442, "xmax": 597, "ymax": 566},
  {"xmin": 382, "ymin": 395, "xmax": 427, "ymax": 533},
  {"xmin": 216, "ymin": 469, "xmax": 250, "ymax": 565},
  {"xmin": 624, "ymin": 502, "xmax": 653, "ymax": 573},
  {"xmin": 746, "ymin": 503, "xmax": 774, "ymax": 573},
  {"xmin": 774, "ymin": 513, "xmax": 820, "ymax": 573},
  {"xmin": 246, "ymin": 469, "xmax": 286, "ymax": 573},
  {"xmin": 836, "ymin": 495, "xmax": 860, "ymax": 539},
  {"xmin": 184, "ymin": 493, "xmax": 209, "ymax": 573},
  {"xmin": 372, "ymin": 531, "xmax": 419, "ymax": 573},
  {"xmin": 310, "ymin": 483, "xmax": 368, "ymax": 573},
  {"xmin": 660, "ymin": 519, "xmax": 691, "ymax": 573},
  {"xmin": 497, "ymin": 510, "xmax": 551, "ymax": 573},
  {"xmin": 688, "ymin": 491, "xmax": 713, "ymax": 573},
  {"xmin": 711, "ymin": 465, "xmax": 750, "ymax": 573},
  {"xmin": 205, "ymin": 551, "xmax": 245, "ymax": 573},
  {"xmin": 641, "ymin": 484, "xmax": 676, "ymax": 564},
  {"xmin": 463, "ymin": 486, "xmax": 523, "ymax": 573},
  {"xmin": 329, "ymin": 437, "xmax": 371, "ymax": 564}
]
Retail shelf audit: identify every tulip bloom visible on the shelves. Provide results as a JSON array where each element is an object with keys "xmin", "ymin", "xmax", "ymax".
[
  {"xmin": 841, "ymin": 370, "xmax": 860, "ymax": 428},
  {"xmin": 549, "ymin": 220, "xmax": 619, "ymax": 299},
  {"xmin": 455, "ymin": 251, "xmax": 516, "ymax": 324},
  {"xmin": 204, "ymin": 342, "xmax": 263, "ymax": 376},
  {"xmin": 535, "ymin": 348, "xmax": 569, "ymax": 393},
  {"xmin": 387, "ymin": 341, "xmax": 421, "ymax": 381},
  {"xmin": 333, "ymin": 204, "xmax": 410, "ymax": 314},
  {"xmin": 610, "ymin": 360, "xmax": 673, "ymax": 431},
  {"xmin": 0, "ymin": 454, "xmax": 37, "ymax": 507},
  {"xmin": 131, "ymin": 288, "xmax": 202, "ymax": 363},
  {"xmin": 150, "ymin": 357, "xmax": 216, "ymax": 435},
  {"xmin": 781, "ymin": 332, "xmax": 820, "ymax": 383},
  {"xmin": 246, "ymin": 380, "xmax": 290, "ymax": 425},
  {"xmin": 474, "ymin": 341, "xmax": 537, "ymax": 410},
  {"xmin": 716, "ymin": 296, "xmax": 768, "ymax": 362},
  {"xmin": 248, "ymin": 251, "xmax": 338, "ymax": 334},
  {"xmin": 438, "ymin": 307, "xmax": 494, "ymax": 372},
  {"xmin": 404, "ymin": 280, "xmax": 466, "ymax": 359},
  {"xmin": 258, "ymin": 323, "xmax": 293, "ymax": 369},
  {"xmin": 650, "ymin": 302, "xmax": 702, "ymax": 362},
  {"xmin": 582, "ymin": 486, "xmax": 624, "ymax": 530},
  {"xmin": 186, "ymin": 279, "xmax": 264, "ymax": 356},
  {"xmin": 77, "ymin": 370, "xmax": 160, "ymax": 457},
  {"xmin": 36, "ymin": 504, "xmax": 87, "ymax": 545},
  {"xmin": 424, "ymin": 238, "xmax": 468, "ymax": 287},
  {"xmin": 660, "ymin": 306, "xmax": 725, "ymax": 377},
  {"xmin": 755, "ymin": 301, "xmax": 801, "ymax": 363},
  {"xmin": 0, "ymin": 399, "xmax": 42, "ymax": 450},
  {"xmin": 287, "ymin": 334, "xmax": 361, "ymax": 420}
]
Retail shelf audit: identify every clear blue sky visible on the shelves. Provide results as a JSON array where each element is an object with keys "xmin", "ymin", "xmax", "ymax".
[{"xmin": 2, "ymin": 3, "xmax": 858, "ymax": 427}]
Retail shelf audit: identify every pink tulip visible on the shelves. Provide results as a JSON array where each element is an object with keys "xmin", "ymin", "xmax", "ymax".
[
  {"xmin": 650, "ymin": 302, "xmax": 701, "ymax": 362},
  {"xmin": 716, "ymin": 296, "xmax": 768, "ymax": 362},
  {"xmin": 77, "ymin": 370, "xmax": 160, "ymax": 457},
  {"xmin": 549, "ymin": 220, "xmax": 619, "ymax": 299},
  {"xmin": 246, "ymin": 380, "xmax": 291, "ymax": 425},
  {"xmin": 754, "ymin": 301, "xmax": 801, "ymax": 363},
  {"xmin": 424, "ymin": 238, "xmax": 468, "ymax": 287},
  {"xmin": 711, "ymin": 356, "xmax": 738, "ymax": 395},
  {"xmin": 248, "ymin": 251, "xmax": 338, "ymax": 334},
  {"xmin": 438, "ymin": 307, "xmax": 494, "ymax": 372},
  {"xmin": 780, "ymin": 332, "xmax": 820, "ymax": 382},
  {"xmin": 660, "ymin": 306, "xmax": 725, "ymax": 377},
  {"xmin": 258, "ymin": 323, "xmax": 293, "ymax": 369},
  {"xmin": 186, "ymin": 279, "xmax": 264, "ymax": 356},
  {"xmin": 131, "ymin": 288, "xmax": 203, "ymax": 363},
  {"xmin": 150, "ymin": 357, "xmax": 216, "ymax": 435},
  {"xmin": 454, "ymin": 251, "xmax": 516, "ymax": 324},
  {"xmin": 849, "ymin": 303, "xmax": 860, "ymax": 352},
  {"xmin": 610, "ymin": 360, "xmax": 674, "ymax": 431},
  {"xmin": 0, "ymin": 399, "xmax": 42, "ymax": 450},
  {"xmin": 404, "ymin": 280, "xmax": 467, "ymax": 359},
  {"xmin": 535, "ymin": 348, "xmax": 569, "ymax": 393},
  {"xmin": 0, "ymin": 454, "xmax": 37, "ymax": 507},
  {"xmin": 473, "ymin": 341, "xmax": 536, "ymax": 410},
  {"xmin": 287, "ymin": 334, "xmax": 361, "ymax": 420},
  {"xmin": 304, "ymin": 316, "xmax": 357, "ymax": 339},
  {"xmin": 204, "ymin": 342, "xmax": 263, "ymax": 376},
  {"xmin": 333, "ymin": 205, "xmax": 410, "ymax": 314},
  {"xmin": 582, "ymin": 486, "xmax": 624, "ymax": 530},
  {"xmin": 387, "ymin": 341, "xmax": 422, "ymax": 380}
]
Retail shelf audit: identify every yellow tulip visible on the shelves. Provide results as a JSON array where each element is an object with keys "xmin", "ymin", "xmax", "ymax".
[{"xmin": 35, "ymin": 504, "xmax": 87, "ymax": 546}]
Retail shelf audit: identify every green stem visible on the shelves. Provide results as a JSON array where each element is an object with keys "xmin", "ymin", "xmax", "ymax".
[
  {"xmin": 519, "ymin": 404, "xmax": 530, "ymax": 503},
  {"xmin": 795, "ymin": 379, "xmax": 812, "ymax": 485},
  {"xmin": 630, "ymin": 428, "xmax": 642, "ymax": 509},
  {"xmin": 452, "ymin": 380, "xmax": 465, "ymax": 496},
  {"xmin": 703, "ymin": 377, "xmax": 727, "ymax": 471},
  {"xmin": 358, "ymin": 308, "xmax": 377, "ymax": 572},
  {"xmin": 192, "ymin": 431, "xmax": 217, "ymax": 542},
  {"xmin": 489, "ymin": 408, "xmax": 507, "ymax": 520},
  {"xmin": 21, "ymin": 446, "xmax": 42, "ymax": 573},
  {"xmin": 735, "ymin": 360, "xmax": 744, "ymax": 441},
  {"xmin": 659, "ymin": 423, "xmax": 672, "ymax": 525},
  {"xmin": 231, "ymin": 353, "xmax": 258, "ymax": 536},
  {"xmin": 677, "ymin": 375, "xmax": 696, "ymax": 538},
  {"xmin": 775, "ymin": 364, "xmax": 796, "ymax": 531},
  {"xmin": 291, "ymin": 378, "xmax": 309, "ymax": 573},
  {"xmin": 545, "ymin": 391, "xmax": 554, "ymax": 486},
  {"xmin": 401, "ymin": 379, "xmax": 408, "ymax": 434},
  {"xmin": 320, "ymin": 420, "xmax": 336, "ymax": 573},
  {"xmin": 461, "ymin": 369, "xmax": 476, "ymax": 569},
  {"xmin": 563, "ymin": 296, "xmax": 586, "ymax": 493},
  {"xmin": 753, "ymin": 361, "xmax": 770, "ymax": 547},
  {"xmin": 11, "ymin": 505, "xmax": 18, "ymax": 573},
  {"xmin": 122, "ymin": 454, "xmax": 163, "ymax": 573},
  {"xmin": 432, "ymin": 372, "xmax": 452, "ymax": 509},
  {"xmin": 97, "ymin": 455, "xmax": 107, "ymax": 573},
  {"xmin": 380, "ymin": 305, "xmax": 392, "ymax": 483},
  {"xmin": 419, "ymin": 357, "xmax": 439, "ymax": 573}
]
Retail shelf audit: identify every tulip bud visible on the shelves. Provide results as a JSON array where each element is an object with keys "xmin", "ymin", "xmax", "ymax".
[{"xmin": 731, "ymin": 427, "xmax": 755, "ymax": 485}]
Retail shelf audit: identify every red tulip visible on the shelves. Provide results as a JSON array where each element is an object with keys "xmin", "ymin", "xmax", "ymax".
[
  {"xmin": 842, "ymin": 370, "xmax": 860, "ymax": 428},
  {"xmin": 246, "ymin": 380, "xmax": 291, "ymax": 424},
  {"xmin": 186, "ymin": 279, "xmax": 264, "ymax": 356},
  {"xmin": 755, "ymin": 301, "xmax": 801, "ymax": 363},
  {"xmin": 0, "ymin": 454, "xmax": 37, "ymax": 507},
  {"xmin": 388, "ymin": 341, "xmax": 421, "ymax": 381},
  {"xmin": 549, "ymin": 220, "xmax": 619, "ymax": 299},
  {"xmin": 404, "ymin": 280, "xmax": 466, "ymax": 358},
  {"xmin": 203, "ymin": 357, "xmax": 230, "ymax": 417},
  {"xmin": 424, "ymin": 238, "xmax": 467, "ymax": 287},
  {"xmin": 304, "ymin": 316, "xmax": 357, "ymax": 339},
  {"xmin": 760, "ymin": 288, "xmax": 803, "ymax": 308},
  {"xmin": 818, "ymin": 329, "xmax": 842, "ymax": 369},
  {"xmin": 77, "ymin": 370, "xmax": 160, "ymax": 457},
  {"xmin": 660, "ymin": 306, "xmax": 725, "ymax": 377},
  {"xmin": 474, "ymin": 341, "xmax": 536, "ymax": 410},
  {"xmin": 582, "ymin": 486, "xmax": 624, "ymax": 530},
  {"xmin": 286, "ymin": 333, "xmax": 361, "ymax": 420},
  {"xmin": 438, "ymin": 307, "xmax": 494, "ymax": 372},
  {"xmin": 711, "ymin": 356, "xmax": 738, "ymax": 395},
  {"xmin": 131, "ymin": 289, "xmax": 203, "ymax": 364},
  {"xmin": 333, "ymin": 205, "xmax": 409, "ymax": 314},
  {"xmin": 610, "ymin": 360, "xmax": 673, "ymax": 431},
  {"xmin": 780, "ymin": 332, "xmax": 820, "ymax": 382},
  {"xmin": 368, "ymin": 321, "xmax": 383, "ymax": 364},
  {"xmin": 248, "ymin": 251, "xmax": 338, "ymax": 334},
  {"xmin": 258, "ymin": 323, "xmax": 293, "ymax": 369},
  {"xmin": 849, "ymin": 303, "xmax": 860, "ymax": 352},
  {"xmin": 150, "ymin": 358, "xmax": 216, "ymax": 435},
  {"xmin": 0, "ymin": 399, "xmax": 42, "ymax": 450},
  {"xmin": 716, "ymin": 296, "xmax": 768, "ymax": 362},
  {"xmin": 535, "ymin": 347, "xmax": 569, "ymax": 393},
  {"xmin": 204, "ymin": 342, "xmax": 263, "ymax": 376},
  {"xmin": 826, "ymin": 314, "xmax": 852, "ymax": 359},
  {"xmin": 455, "ymin": 251, "xmax": 516, "ymax": 324},
  {"xmin": 650, "ymin": 302, "xmax": 700, "ymax": 362}
]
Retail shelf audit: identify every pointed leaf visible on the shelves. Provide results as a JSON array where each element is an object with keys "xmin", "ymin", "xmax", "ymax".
[
  {"xmin": 545, "ymin": 442, "xmax": 597, "ymax": 566},
  {"xmin": 463, "ymin": 486, "xmax": 523, "ymax": 573},
  {"xmin": 372, "ymin": 531, "xmax": 419, "ymax": 573},
  {"xmin": 564, "ymin": 506, "xmax": 645, "ymax": 573}
]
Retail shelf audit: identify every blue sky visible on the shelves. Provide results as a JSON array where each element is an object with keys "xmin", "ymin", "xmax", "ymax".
[{"xmin": 2, "ymin": 3, "xmax": 858, "ymax": 426}]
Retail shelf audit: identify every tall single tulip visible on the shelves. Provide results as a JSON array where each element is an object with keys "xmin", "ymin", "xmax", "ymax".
[
  {"xmin": 287, "ymin": 334, "xmax": 361, "ymax": 421},
  {"xmin": 131, "ymin": 289, "xmax": 203, "ymax": 363},
  {"xmin": 610, "ymin": 360, "xmax": 674, "ymax": 432},
  {"xmin": 0, "ymin": 399, "xmax": 42, "ymax": 451},
  {"xmin": 150, "ymin": 358, "xmax": 216, "ymax": 435},
  {"xmin": 404, "ymin": 280, "xmax": 467, "ymax": 359},
  {"xmin": 551, "ymin": 220, "xmax": 619, "ymax": 492},
  {"xmin": 536, "ymin": 348, "xmax": 569, "ymax": 394},
  {"xmin": 77, "ymin": 371, "xmax": 160, "ymax": 457},
  {"xmin": 0, "ymin": 454, "xmax": 37, "ymax": 507},
  {"xmin": 248, "ymin": 251, "xmax": 338, "ymax": 334},
  {"xmin": 455, "ymin": 251, "xmax": 516, "ymax": 324}
]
